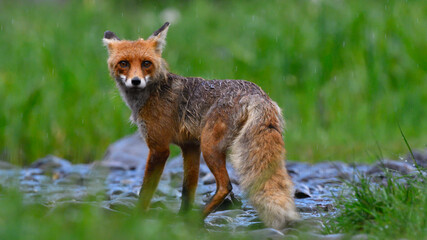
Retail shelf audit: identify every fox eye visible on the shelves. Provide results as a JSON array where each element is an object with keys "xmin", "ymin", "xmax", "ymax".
[
  {"xmin": 118, "ymin": 61, "xmax": 129, "ymax": 68},
  {"xmin": 142, "ymin": 61, "xmax": 152, "ymax": 68}
]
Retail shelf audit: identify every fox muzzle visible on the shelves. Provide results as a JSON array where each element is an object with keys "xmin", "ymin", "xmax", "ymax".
[{"xmin": 131, "ymin": 77, "xmax": 141, "ymax": 86}]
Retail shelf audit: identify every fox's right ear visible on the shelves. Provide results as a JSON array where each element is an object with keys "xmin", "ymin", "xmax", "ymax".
[{"xmin": 103, "ymin": 31, "xmax": 120, "ymax": 47}]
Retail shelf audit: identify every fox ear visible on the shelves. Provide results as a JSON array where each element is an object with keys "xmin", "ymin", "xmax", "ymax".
[
  {"xmin": 103, "ymin": 31, "xmax": 120, "ymax": 47},
  {"xmin": 148, "ymin": 22, "xmax": 170, "ymax": 54}
]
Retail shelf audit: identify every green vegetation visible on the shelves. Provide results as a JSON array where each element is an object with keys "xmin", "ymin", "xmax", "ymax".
[
  {"xmin": 323, "ymin": 170, "xmax": 427, "ymax": 239},
  {"xmin": 323, "ymin": 129, "xmax": 427, "ymax": 239},
  {"xmin": 0, "ymin": 190, "xmax": 241, "ymax": 240},
  {"xmin": 1, "ymin": 0, "xmax": 426, "ymax": 165}
]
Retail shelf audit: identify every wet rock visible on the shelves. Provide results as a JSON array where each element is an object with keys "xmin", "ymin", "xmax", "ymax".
[
  {"xmin": 209, "ymin": 215, "xmax": 234, "ymax": 225},
  {"xmin": 45, "ymin": 190, "xmax": 87, "ymax": 203},
  {"xmin": 30, "ymin": 155, "xmax": 72, "ymax": 171},
  {"xmin": 368, "ymin": 159, "xmax": 416, "ymax": 175},
  {"xmin": 294, "ymin": 184, "xmax": 311, "ymax": 199},
  {"xmin": 196, "ymin": 182, "xmax": 216, "ymax": 195},
  {"xmin": 351, "ymin": 164, "xmax": 371, "ymax": 174},
  {"xmin": 102, "ymin": 133, "xmax": 149, "ymax": 171},
  {"xmin": 201, "ymin": 172, "xmax": 216, "ymax": 185},
  {"xmin": 243, "ymin": 228, "xmax": 285, "ymax": 240},
  {"xmin": 164, "ymin": 156, "xmax": 184, "ymax": 173},
  {"xmin": 212, "ymin": 209, "xmax": 246, "ymax": 218},
  {"xmin": 295, "ymin": 219, "xmax": 324, "ymax": 233},
  {"xmin": 286, "ymin": 161, "xmax": 310, "ymax": 175},
  {"xmin": 0, "ymin": 161, "xmax": 18, "ymax": 169},
  {"xmin": 31, "ymin": 174, "xmax": 51, "ymax": 183},
  {"xmin": 297, "ymin": 162, "xmax": 352, "ymax": 182},
  {"xmin": 61, "ymin": 172, "xmax": 85, "ymax": 185},
  {"xmin": 405, "ymin": 149, "xmax": 427, "ymax": 168},
  {"xmin": 48, "ymin": 201, "xmax": 106, "ymax": 215},
  {"xmin": 296, "ymin": 205, "xmax": 317, "ymax": 213},
  {"xmin": 205, "ymin": 215, "xmax": 234, "ymax": 231},
  {"xmin": 305, "ymin": 233, "xmax": 345, "ymax": 240},
  {"xmin": 108, "ymin": 197, "xmax": 137, "ymax": 212},
  {"xmin": 199, "ymin": 162, "xmax": 211, "ymax": 177},
  {"xmin": 155, "ymin": 182, "xmax": 180, "ymax": 198},
  {"xmin": 110, "ymin": 189, "xmax": 124, "ymax": 195},
  {"xmin": 124, "ymin": 191, "xmax": 139, "ymax": 198}
]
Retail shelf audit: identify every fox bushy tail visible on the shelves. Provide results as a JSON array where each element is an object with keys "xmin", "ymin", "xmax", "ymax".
[{"xmin": 230, "ymin": 99, "xmax": 299, "ymax": 229}]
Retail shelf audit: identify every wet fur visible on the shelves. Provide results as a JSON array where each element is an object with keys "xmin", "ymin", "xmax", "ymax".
[{"xmin": 103, "ymin": 23, "xmax": 299, "ymax": 229}]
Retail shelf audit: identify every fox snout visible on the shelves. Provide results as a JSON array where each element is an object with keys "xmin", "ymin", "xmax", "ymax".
[
  {"xmin": 131, "ymin": 77, "xmax": 141, "ymax": 86},
  {"xmin": 119, "ymin": 75, "xmax": 150, "ymax": 89}
]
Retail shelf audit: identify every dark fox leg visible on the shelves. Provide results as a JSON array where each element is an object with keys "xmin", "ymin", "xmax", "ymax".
[
  {"xmin": 200, "ymin": 119, "xmax": 232, "ymax": 218},
  {"xmin": 179, "ymin": 144, "xmax": 201, "ymax": 213},
  {"xmin": 139, "ymin": 147, "xmax": 170, "ymax": 211}
]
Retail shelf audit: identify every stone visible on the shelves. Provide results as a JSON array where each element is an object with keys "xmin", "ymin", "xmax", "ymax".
[
  {"xmin": 296, "ymin": 219, "xmax": 324, "ymax": 233},
  {"xmin": 124, "ymin": 191, "xmax": 139, "ymax": 198},
  {"xmin": 405, "ymin": 149, "xmax": 427, "ymax": 168},
  {"xmin": 368, "ymin": 159, "xmax": 416, "ymax": 175},
  {"xmin": 205, "ymin": 215, "xmax": 234, "ymax": 231},
  {"xmin": 294, "ymin": 184, "xmax": 311, "ymax": 199},
  {"xmin": 155, "ymin": 182, "xmax": 180, "ymax": 198},
  {"xmin": 0, "ymin": 161, "xmax": 18, "ymax": 169},
  {"xmin": 211, "ymin": 209, "xmax": 246, "ymax": 218},
  {"xmin": 201, "ymin": 172, "xmax": 215, "ymax": 185},
  {"xmin": 30, "ymin": 155, "xmax": 72, "ymax": 171},
  {"xmin": 108, "ymin": 197, "xmax": 137, "ymax": 212},
  {"xmin": 110, "ymin": 189, "xmax": 124, "ymax": 195},
  {"xmin": 101, "ymin": 133, "xmax": 149, "ymax": 171},
  {"xmin": 305, "ymin": 233, "xmax": 345, "ymax": 240},
  {"xmin": 243, "ymin": 228, "xmax": 285, "ymax": 240},
  {"xmin": 208, "ymin": 215, "xmax": 234, "ymax": 225}
]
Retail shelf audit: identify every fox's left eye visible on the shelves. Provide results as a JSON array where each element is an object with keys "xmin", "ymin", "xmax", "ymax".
[{"xmin": 142, "ymin": 61, "xmax": 152, "ymax": 68}]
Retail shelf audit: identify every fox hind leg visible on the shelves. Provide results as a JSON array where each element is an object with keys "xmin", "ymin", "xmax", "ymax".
[
  {"xmin": 200, "ymin": 118, "xmax": 232, "ymax": 218},
  {"xmin": 179, "ymin": 144, "xmax": 201, "ymax": 213}
]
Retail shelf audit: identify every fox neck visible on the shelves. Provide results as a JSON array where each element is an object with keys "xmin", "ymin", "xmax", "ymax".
[
  {"xmin": 114, "ymin": 74, "xmax": 171, "ymax": 123},
  {"xmin": 119, "ymin": 85, "xmax": 150, "ymax": 123}
]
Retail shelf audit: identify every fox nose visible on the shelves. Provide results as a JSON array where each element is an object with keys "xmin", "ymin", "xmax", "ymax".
[{"xmin": 131, "ymin": 77, "xmax": 141, "ymax": 86}]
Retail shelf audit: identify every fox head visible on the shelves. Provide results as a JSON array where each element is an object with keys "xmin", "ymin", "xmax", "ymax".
[{"xmin": 103, "ymin": 22, "xmax": 170, "ymax": 89}]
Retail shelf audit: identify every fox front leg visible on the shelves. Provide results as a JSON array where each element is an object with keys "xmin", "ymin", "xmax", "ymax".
[
  {"xmin": 138, "ymin": 148, "xmax": 170, "ymax": 211},
  {"xmin": 179, "ymin": 144, "xmax": 201, "ymax": 213}
]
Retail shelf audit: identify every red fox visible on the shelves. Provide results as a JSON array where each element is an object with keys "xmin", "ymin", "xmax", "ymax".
[{"xmin": 103, "ymin": 22, "xmax": 299, "ymax": 229}]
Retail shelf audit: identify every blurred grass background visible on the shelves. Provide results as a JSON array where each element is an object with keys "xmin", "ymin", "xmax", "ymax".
[{"xmin": 0, "ymin": 0, "xmax": 426, "ymax": 165}]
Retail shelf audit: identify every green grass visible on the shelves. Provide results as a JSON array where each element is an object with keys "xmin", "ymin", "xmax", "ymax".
[
  {"xmin": 1, "ymin": 0, "xmax": 426, "ymax": 165},
  {"xmin": 0, "ymin": 189, "xmax": 243, "ymax": 240},
  {"xmin": 323, "ymin": 130, "xmax": 426, "ymax": 239},
  {"xmin": 323, "ymin": 170, "xmax": 427, "ymax": 239}
]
